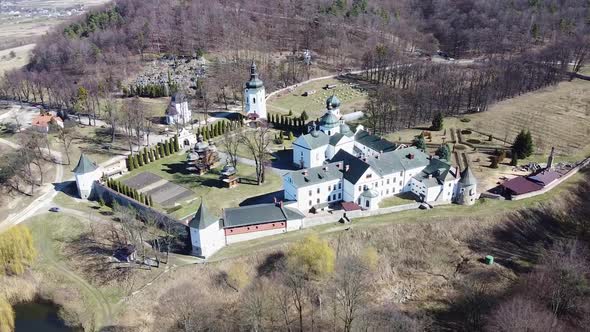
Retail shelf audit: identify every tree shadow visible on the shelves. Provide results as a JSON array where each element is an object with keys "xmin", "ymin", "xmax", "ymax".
[
  {"xmin": 257, "ymin": 251, "xmax": 286, "ymax": 277},
  {"xmin": 239, "ymin": 190, "xmax": 284, "ymax": 206}
]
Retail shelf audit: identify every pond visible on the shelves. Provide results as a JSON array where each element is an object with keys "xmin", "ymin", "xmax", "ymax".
[{"xmin": 13, "ymin": 300, "xmax": 82, "ymax": 332}]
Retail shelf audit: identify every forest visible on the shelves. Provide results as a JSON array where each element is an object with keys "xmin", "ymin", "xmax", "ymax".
[{"xmin": 0, "ymin": 0, "xmax": 587, "ymax": 128}]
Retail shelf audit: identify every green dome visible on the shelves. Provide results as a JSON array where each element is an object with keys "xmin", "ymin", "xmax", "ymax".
[
  {"xmin": 246, "ymin": 62, "xmax": 264, "ymax": 89},
  {"xmin": 320, "ymin": 113, "xmax": 339, "ymax": 129},
  {"xmin": 326, "ymin": 95, "xmax": 341, "ymax": 109},
  {"xmin": 361, "ymin": 188, "xmax": 379, "ymax": 198}
]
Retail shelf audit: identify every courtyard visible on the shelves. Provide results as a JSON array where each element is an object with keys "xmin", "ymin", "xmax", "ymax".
[{"xmin": 117, "ymin": 151, "xmax": 283, "ymax": 219}]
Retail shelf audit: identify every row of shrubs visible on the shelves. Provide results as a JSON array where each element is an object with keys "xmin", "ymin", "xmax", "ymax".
[
  {"xmin": 195, "ymin": 120, "xmax": 243, "ymax": 140},
  {"xmin": 105, "ymin": 178, "xmax": 154, "ymax": 207},
  {"xmin": 127, "ymin": 135, "xmax": 180, "ymax": 171},
  {"xmin": 268, "ymin": 112, "xmax": 307, "ymax": 132}
]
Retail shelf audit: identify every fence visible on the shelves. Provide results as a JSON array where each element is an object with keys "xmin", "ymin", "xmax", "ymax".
[
  {"xmin": 92, "ymin": 182, "xmax": 191, "ymax": 253},
  {"xmin": 302, "ymin": 202, "xmax": 426, "ymax": 228}
]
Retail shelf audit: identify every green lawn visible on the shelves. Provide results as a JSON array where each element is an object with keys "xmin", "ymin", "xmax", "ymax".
[
  {"xmin": 267, "ymin": 77, "xmax": 368, "ymax": 119},
  {"xmin": 118, "ymin": 152, "xmax": 283, "ymax": 218},
  {"xmin": 379, "ymin": 192, "xmax": 418, "ymax": 208}
]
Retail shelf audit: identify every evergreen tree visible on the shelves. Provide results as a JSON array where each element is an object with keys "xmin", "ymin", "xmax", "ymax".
[
  {"xmin": 510, "ymin": 149, "xmax": 519, "ymax": 166},
  {"xmin": 431, "ymin": 112, "xmax": 444, "ymax": 131},
  {"xmin": 288, "ymin": 109, "xmax": 293, "ymax": 116},
  {"xmin": 288, "ymin": 131, "xmax": 294, "ymax": 140},
  {"xmin": 174, "ymin": 135, "xmax": 180, "ymax": 151},
  {"xmin": 115, "ymin": 181, "xmax": 121, "ymax": 193},
  {"xmin": 435, "ymin": 144, "xmax": 451, "ymax": 160},
  {"xmin": 490, "ymin": 156, "xmax": 499, "ymax": 168},
  {"xmin": 148, "ymin": 195, "xmax": 153, "ymax": 207},
  {"xmin": 512, "ymin": 129, "xmax": 534, "ymax": 159},
  {"xmin": 301, "ymin": 110, "xmax": 309, "ymax": 121},
  {"xmin": 412, "ymin": 134, "xmax": 427, "ymax": 151},
  {"xmin": 127, "ymin": 155, "xmax": 134, "ymax": 171},
  {"xmin": 164, "ymin": 141, "xmax": 170, "ymax": 156},
  {"xmin": 169, "ymin": 139, "xmax": 175, "ymax": 153},
  {"xmin": 159, "ymin": 144, "xmax": 165, "ymax": 157},
  {"xmin": 138, "ymin": 153, "xmax": 144, "ymax": 166},
  {"xmin": 142, "ymin": 150, "xmax": 148, "ymax": 164}
]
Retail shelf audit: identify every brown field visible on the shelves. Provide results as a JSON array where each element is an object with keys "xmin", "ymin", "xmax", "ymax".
[
  {"xmin": 0, "ymin": 0, "xmax": 109, "ymax": 49},
  {"xmin": 0, "ymin": 44, "xmax": 35, "ymax": 75}
]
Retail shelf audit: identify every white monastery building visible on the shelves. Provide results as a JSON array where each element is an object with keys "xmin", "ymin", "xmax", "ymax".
[
  {"xmin": 285, "ymin": 96, "xmax": 478, "ymax": 212},
  {"xmin": 73, "ymin": 154, "xmax": 102, "ymax": 200},
  {"xmin": 244, "ymin": 62, "xmax": 267, "ymax": 120}
]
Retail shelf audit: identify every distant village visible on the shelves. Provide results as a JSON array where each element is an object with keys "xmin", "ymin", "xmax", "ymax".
[{"xmin": 0, "ymin": 1, "xmax": 88, "ymax": 20}]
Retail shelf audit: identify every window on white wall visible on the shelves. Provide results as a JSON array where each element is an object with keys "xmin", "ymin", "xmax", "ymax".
[{"xmin": 253, "ymin": 97, "xmax": 256, "ymax": 103}]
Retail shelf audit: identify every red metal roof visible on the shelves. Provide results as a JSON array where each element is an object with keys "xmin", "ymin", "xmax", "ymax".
[
  {"xmin": 528, "ymin": 170, "xmax": 561, "ymax": 186},
  {"xmin": 341, "ymin": 202, "xmax": 361, "ymax": 211},
  {"xmin": 501, "ymin": 176, "xmax": 543, "ymax": 195}
]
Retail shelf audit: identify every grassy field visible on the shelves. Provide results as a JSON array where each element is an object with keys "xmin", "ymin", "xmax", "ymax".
[
  {"xmin": 118, "ymin": 152, "xmax": 283, "ymax": 218},
  {"xmin": 379, "ymin": 192, "xmax": 418, "ymax": 208},
  {"xmin": 267, "ymin": 77, "xmax": 368, "ymax": 119},
  {"xmin": 0, "ymin": 44, "xmax": 35, "ymax": 75}
]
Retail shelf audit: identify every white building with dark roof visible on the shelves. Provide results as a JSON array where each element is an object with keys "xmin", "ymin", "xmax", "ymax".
[
  {"xmin": 244, "ymin": 62, "xmax": 267, "ymax": 119},
  {"xmin": 73, "ymin": 154, "xmax": 102, "ymax": 200},
  {"xmin": 285, "ymin": 143, "xmax": 475, "ymax": 212},
  {"xmin": 165, "ymin": 92, "xmax": 191, "ymax": 125},
  {"xmin": 292, "ymin": 95, "xmax": 398, "ymax": 168}
]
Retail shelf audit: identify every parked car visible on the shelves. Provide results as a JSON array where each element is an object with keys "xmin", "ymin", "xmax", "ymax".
[{"xmin": 49, "ymin": 207, "xmax": 60, "ymax": 212}]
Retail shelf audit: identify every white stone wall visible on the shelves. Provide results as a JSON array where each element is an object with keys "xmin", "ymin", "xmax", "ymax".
[
  {"xmin": 285, "ymin": 178, "xmax": 342, "ymax": 212},
  {"xmin": 286, "ymin": 218, "xmax": 303, "ymax": 232},
  {"xmin": 190, "ymin": 221, "xmax": 225, "ymax": 258},
  {"xmin": 75, "ymin": 168, "xmax": 102, "ymax": 199}
]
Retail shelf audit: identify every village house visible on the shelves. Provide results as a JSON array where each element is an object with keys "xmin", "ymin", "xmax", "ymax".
[{"xmin": 31, "ymin": 113, "xmax": 63, "ymax": 133}]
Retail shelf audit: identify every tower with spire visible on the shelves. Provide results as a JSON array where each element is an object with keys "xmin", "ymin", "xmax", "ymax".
[
  {"xmin": 189, "ymin": 198, "xmax": 225, "ymax": 257},
  {"xmin": 244, "ymin": 61, "xmax": 267, "ymax": 119},
  {"xmin": 73, "ymin": 154, "xmax": 102, "ymax": 199},
  {"xmin": 456, "ymin": 165, "xmax": 478, "ymax": 205}
]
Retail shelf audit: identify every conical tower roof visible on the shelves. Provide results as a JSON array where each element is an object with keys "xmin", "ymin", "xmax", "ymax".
[
  {"xmin": 459, "ymin": 165, "xmax": 477, "ymax": 186},
  {"xmin": 189, "ymin": 198, "xmax": 218, "ymax": 229},
  {"xmin": 73, "ymin": 153, "xmax": 98, "ymax": 174}
]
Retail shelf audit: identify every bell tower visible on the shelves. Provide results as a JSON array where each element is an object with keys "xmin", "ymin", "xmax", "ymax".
[{"xmin": 244, "ymin": 62, "xmax": 267, "ymax": 119}]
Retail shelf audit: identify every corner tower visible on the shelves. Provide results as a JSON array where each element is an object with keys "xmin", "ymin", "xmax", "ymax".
[
  {"xmin": 456, "ymin": 165, "xmax": 477, "ymax": 205},
  {"xmin": 73, "ymin": 154, "xmax": 102, "ymax": 200},
  {"xmin": 244, "ymin": 62, "xmax": 267, "ymax": 119}
]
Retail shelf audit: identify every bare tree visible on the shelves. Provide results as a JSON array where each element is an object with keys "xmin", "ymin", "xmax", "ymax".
[
  {"xmin": 241, "ymin": 125, "xmax": 271, "ymax": 185},
  {"xmin": 221, "ymin": 124, "xmax": 242, "ymax": 169},
  {"xmin": 57, "ymin": 123, "xmax": 77, "ymax": 165}
]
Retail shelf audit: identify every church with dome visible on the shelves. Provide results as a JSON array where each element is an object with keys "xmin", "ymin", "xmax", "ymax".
[
  {"xmin": 292, "ymin": 95, "xmax": 397, "ymax": 169},
  {"xmin": 284, "ymin": 95, "xmax": 478, "ymax": 212}
]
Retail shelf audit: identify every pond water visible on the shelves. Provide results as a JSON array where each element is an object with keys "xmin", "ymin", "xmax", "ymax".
[{"xmin": 13, "ymin": 300, "xmax": 82, "ymax": 332}]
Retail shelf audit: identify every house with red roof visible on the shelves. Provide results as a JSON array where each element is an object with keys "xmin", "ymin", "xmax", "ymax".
[{"xmin": 31, "ymin": 114, "xmax": 63, "ymax": 133}]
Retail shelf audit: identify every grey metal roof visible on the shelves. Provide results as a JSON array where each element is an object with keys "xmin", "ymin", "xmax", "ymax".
[
  {"xmin": 459, "ymin": 166, "xmax": 477, "ymax": 186},
  {"xmin": 340, "ymin": 123, "xmax": 353, "ymax": 136},
  {"xmin": 412, "ymin": 157, "xmax": 454, "ymax": 187},
  {"xmin": 189, "ymin": 198, "xmax": 218, "ymax": 229},
  {"xmin": 171, "ymin": 92, "xmax": 186, "ymax": 103},
  {"xmin": 330, "ymin": 149, "xmax": 371, "ymax": 184},
  {"xmin": 223, "ymin": 203, "xmax": 305, "ymax": 228},
  {"xmin": 286, "ymin": 163, "xmax": 343, "ymax": 187},
  {"xmin": 329, "ymin": 132, "xmax": 347, "ymax": 146},
  {"xmin": 73, "ymin": 154, "xmax": 98, "ymax": 174},
  {"xmin": 295, "ymin": 130, "xmax": 329, "ymax": 150},
  {"xmin": 354, "ymin": 130, "xmax": 397, "ymax": 153}
]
